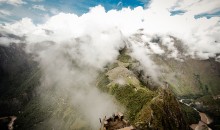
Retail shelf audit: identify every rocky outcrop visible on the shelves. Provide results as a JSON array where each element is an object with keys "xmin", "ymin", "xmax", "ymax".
[
  {"xmin": 100, "ymin": 112, "xmax": 134, "ymax": 130},
  {"xmin": 134, "ymin": 88, "xmax": 190, "ymax": 130},
  {"xmin": 0, "ymin": 116, "xmax": 17, "ymax": 130}
]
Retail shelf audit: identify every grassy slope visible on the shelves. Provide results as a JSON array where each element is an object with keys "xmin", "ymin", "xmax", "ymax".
[
  {"xmin": 97, "ymin": 50, "xmax": 199, "ymax": 129},
  {"xmin": 153, "ymin": 56, "xmax": 220, "ymax": 97}
]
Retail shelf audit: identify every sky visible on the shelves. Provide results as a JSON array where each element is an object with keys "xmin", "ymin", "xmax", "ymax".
[
  {"xmin": 0, "ymin": 0, "xmax": 150, "ymax": 23},
  {"xmin": 0, "ymin": 0, "xmax": 220, "ymax": 60},
  {"xmin": 1, "ymin": 0, "xmax": 219, "ymax": 81},
  {"xmin": 0, "ymin": 0, "xmax": 220, "ymax": 24}
]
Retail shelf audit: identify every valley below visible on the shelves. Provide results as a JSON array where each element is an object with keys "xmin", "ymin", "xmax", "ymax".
[{"xmin": 0, "ymin": 42, "xmax": 219, "ymax": 130}]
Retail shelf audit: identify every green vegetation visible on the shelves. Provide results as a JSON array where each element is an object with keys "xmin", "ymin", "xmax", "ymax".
[
  {"xmin": 1, "ymin": 45, "xmax": 209, "ymax": 130},
  {"xmin": 118, "ymin": 54, "xmax": 132, "ymax": 63},
  {"xmin": 118, "ymin": 47, "xmax": 133, "ymax": 63},
  {"xmin": 110, "ymin": 84, "xmax": 155, "ymax": 122},
  {"xmin": 96, "ymin": 49, "xmax": 193, "ymax": 129},
  {"xmin": 194, "ymin": 95, "xmax": 220, "ymax": 116}
]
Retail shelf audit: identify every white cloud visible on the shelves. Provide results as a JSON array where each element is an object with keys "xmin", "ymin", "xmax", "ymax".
[
  {"xmin": 30, "ymin": 0, "xmax": 43, "ymax": 2},
  {"xmin": 0, "ymin": 37, "xmax": 21, "ymax": 45},
  {"xmin": 142, "ymin": 0, "xmax": 220, "ymax": 59},
  {"xmin": 0, "ymin": 9, "xmax": 11, "ymax": 16},
  {"xmin": 3, "ymin": 18, "xmax": 36, "ymax": 35},
  {"xmin": 49, "ymin": 8, "xmax": 59, "ymax": 15},
  {"xmin": 149, "ymin": 42, "xmax": 164, "ymax": 55},
  {"xmin": 1, "ymin": 6, "xmax": 126, "ymax": 129},
  {"xmin": 1, "ymin": 1, "xmax": 219, "ymax": 77},
  {"xmin": 0, "ymin": 0, "xmax": 26, "ymax": 6},
  {"xmin": 33, "ymin": 5, "xmax": 46, "ymax": 11},
  {"xmin": 117, "ymin": 1, "xmax": 122, "ymax": 7},
  {"xmin": 174, "ymin": 0, "xmax": 220, "ymax": 15},
  {"xmin": 1, "ymin": 1, "xmax": 219, "ymax": 68},
  {"xmin": 129, "ymin": 35, "xmax": 162, "ymax": 83}
]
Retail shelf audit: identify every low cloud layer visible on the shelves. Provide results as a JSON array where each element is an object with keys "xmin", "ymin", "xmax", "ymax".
[{"xmin": 0, "ymin": 0, "xmax": 220, "ymax": 129}]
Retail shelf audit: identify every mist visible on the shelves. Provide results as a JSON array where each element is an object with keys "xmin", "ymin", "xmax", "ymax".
[{"xmin": 0, "ymin": 0, "xmax": 220, "ymax": 129}]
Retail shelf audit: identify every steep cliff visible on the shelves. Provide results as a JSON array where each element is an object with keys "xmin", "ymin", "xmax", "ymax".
[{"xmin": 96, "ymin": 49, "xmax": 199, "ymax": 129}]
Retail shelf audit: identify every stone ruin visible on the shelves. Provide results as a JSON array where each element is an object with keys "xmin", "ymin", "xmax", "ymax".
[{"xmin": 99, "ymin": 112, "xmax": 135, "ymax": 130}]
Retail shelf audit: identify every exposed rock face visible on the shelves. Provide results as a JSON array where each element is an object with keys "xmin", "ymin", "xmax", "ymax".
[
  {"xmin": 134, "ymin": 89, "xmax": 190, "ymax": 130},
  {"xmin": 100, "ymin": 113, "xmax": 134, "ymax": 130}
]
